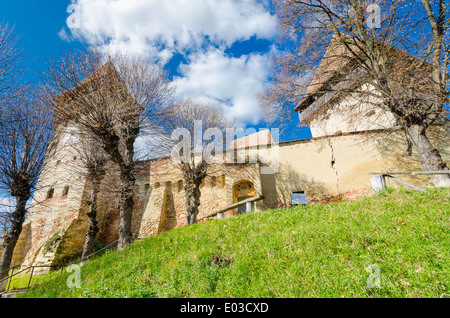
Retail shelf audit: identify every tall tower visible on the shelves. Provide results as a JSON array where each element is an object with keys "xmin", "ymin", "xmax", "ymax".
[
  {"xmin": 14, "ymin": 119, "xmax": 89, "ymax": 268},
  {"xmin": 294, "ymin": 36, "xmax": 398, "ymax": 138}
]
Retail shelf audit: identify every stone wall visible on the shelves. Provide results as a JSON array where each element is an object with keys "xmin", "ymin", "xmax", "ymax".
[
  {"xmin": 136, "ymin": 158, "xmax": 262, "ymax": 237},
  {"xmin": 18, "ymin": 123, "xmax": 88, "ymax": 268},
  {"xmin": 12, "ymin": 125, "xmax": 450, "ymax": 268}
]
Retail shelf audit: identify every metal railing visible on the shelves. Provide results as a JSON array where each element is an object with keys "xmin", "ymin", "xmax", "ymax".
[
  {"xmin": 0, "ymin": 239, "xmax": 119, "ymax": 294},
  {"xmin": 370, "ymin": 171, "xmax": 450, "ymax": 192},
  {"xmin": 198, "ymin": 195, "xmax": 265, "ymax": 222},
  {"xmin": 0, "ymin": 265, "xmax": 66, "ymax": 293},
  {"xmin": 76, "ymin": 240, "xmax": 119, "ymax": 264},
  {"xmin": 0, "ymin": 265, "xmax": 21, "ymax": 292}
]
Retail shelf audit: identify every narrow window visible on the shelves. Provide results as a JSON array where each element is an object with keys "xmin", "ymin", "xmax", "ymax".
[
  {"xmin": 46, "ymin": 188, "xmax": 54, "ymax": 199},
  {"xmin": 177, "ymin": 180, "xmax": 183, "ymax": 192},
  {"xmin": 62, "ymin": 186, "xmax": 69, "ymax": 197}
]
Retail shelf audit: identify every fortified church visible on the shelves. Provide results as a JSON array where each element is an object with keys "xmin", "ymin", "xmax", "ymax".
[{"xmin": 6, "ymin": 40, "xmax": 450, "ymax": 268}]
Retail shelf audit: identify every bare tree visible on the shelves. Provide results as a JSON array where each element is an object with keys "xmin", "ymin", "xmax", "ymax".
[
  {"xmin": 0, "ymin": 23, "xmax": 24, "ymax": 109},
  {"xmin": 0, "ymin": 23, "xmax": 53, "ymax": 291},
  {"xmin": 70, "ymin": 131, "xmax": 110, "ymax": 263},
  {"xmin": 159, "ymin": 99, "xmax": 233, "ymax": 225},
  {"xmin": 0, "ymin": 91, "xmax": 54, "ymax": 290},
  {"xmin": 420, "ymin": 0, "xmax": 450, "ymax": 136},
  {"xmin": 42, "ymin": 49, "xmax": 175, "ymax": 250},
  {"xmin": 0, "ymin": 198, "xmax": 14, "ymax": 243},
  {"xmin": 259, "ymin": 0, "xmax": 450, "ymax": 186}
]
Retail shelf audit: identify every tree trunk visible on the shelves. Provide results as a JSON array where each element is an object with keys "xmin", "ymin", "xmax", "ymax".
[
  {"xmin": 117, "ymin": 134, "xmax": 136, "ymax": 250},
  {"xmin": 443, "ymin": 118, "xmax": 450, "ymax": 140},
  {"xmin": 183, "ymin": 162, "xmax": 207, "ymax": 225},
  {"xmin": 104, "ymin": 155, "xmax": 134, "ymax": 251},
  {"xmin": 185, "ymin": 179, "xmax": 202, "ymax": 225},
  {"xmin": 118, "ymin": 182, "xmax": 134, "ymax": 250},
  {"xmin": 102, "ymin": 133, "xmax": 136, "ymax": 251},
  {"xmin": 0, "ymin": 195, "xmax": 28, "ymax": 292},
  {"xmin": 407, "ymin": 124, "xmax": 450, "ymax": 187},
  {"xmin": 81, "ymin": 179, "xmax": 101, "ymax": 264}
]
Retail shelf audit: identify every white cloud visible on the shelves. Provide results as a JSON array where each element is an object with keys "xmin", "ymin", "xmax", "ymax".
[
  {"xmin": 57, "ymin": 27, "xmax": 71, "ymax": 42},
  {"xmin": 174, "ymin": 48, "xmax": 274, "ymax": 124},
  {"xmin": 0, "ymin": 196, "xmax": 15, "ymax": 212},
  {"xmin": 62, "ymin": 0, "xmax": 277, "ymax": 125},
  {"xmin": 66, "ymin": 0, "xmax": 276, "ymax": 61}
]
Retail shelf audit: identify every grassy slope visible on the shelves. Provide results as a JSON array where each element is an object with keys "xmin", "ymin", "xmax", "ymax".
[{"xmin": 20, "ymin": 187, "xmax": 449, "ymax": 298}]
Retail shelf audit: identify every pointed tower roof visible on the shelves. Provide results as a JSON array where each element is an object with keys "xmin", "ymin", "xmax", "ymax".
[
  {"xmin": 294, "ymin": 34, "xmax": 432, "ymax": 116},
  {"xmin": 294, "ymin": 34, "xmax": 362, "ymax": 112}
]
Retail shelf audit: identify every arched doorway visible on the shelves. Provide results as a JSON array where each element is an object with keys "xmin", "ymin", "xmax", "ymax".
[{"xmin": 233, "ymin": 180, "xmax": 255, "ymax": 214}]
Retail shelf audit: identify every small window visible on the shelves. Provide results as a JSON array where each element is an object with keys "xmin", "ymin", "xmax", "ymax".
[
  {"xmin": 62, "ymin": 186, "xmax": 69, "ymax": 197},
  {"xmin": 144, "ymin": 183, "xmax": 150, "ymax": 194},
  {"xmin": 365, "ymin": 110, "xmax": 376, "ymax": 117},
  {"xmin": 154, "ymin": 182, "xmax": 160, "ymax": 189},
  {"xmin": 46, "ymin": 188, "xmax": 54, "ymax": 199},
  {"xmin": 177, "ymin": 180, "xmax": 183, "ymax": 192},
  {"xmin": 291, "ymin": 191, "xmax": 307, "ymax": 206}
]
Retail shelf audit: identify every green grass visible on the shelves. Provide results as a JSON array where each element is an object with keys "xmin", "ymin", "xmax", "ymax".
[
  {"xmin": 18, "ymin": 187, "xmax": 449, "ymax": 298},
  {"xmin": 6, "ymin": 269, "xmax": 62, "ymax": 291}
]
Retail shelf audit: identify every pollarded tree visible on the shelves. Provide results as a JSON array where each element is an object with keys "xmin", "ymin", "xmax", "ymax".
[
  {"xmin": 259, "ymin": 0, "xmax": 450, "ymax": 186},
  {"xmin": 42, "ymin": 50, "xmax": 175, "ymax": 250},
  {"xmin": 0, "ymin": 23, "xmax": 54, "ymax": 291},
  {"xmin": 71, "ymin": 131, "xmax": 109, "ymax": 263},
  {"xmin": 160, "ymin": 99, "xmax": 233, "ymax": 225},
  {"xmin": 0, "ymin": 90, "xmax": 54, "ymax": 290}
]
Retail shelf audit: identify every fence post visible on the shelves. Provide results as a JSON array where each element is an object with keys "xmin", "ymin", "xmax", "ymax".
[
  {"xmin": 6, "ymin": 266, "xmax": 15, "ymax": 292},
  {"xmin": 371, "ymin": 175, "xmax": 387, "ymax": 193},
  {"xmin": 245, "ymin": 201, "xmax": 254, "ymax": 213},
  {"xmin": 27, "ymin": 267, "xmax": 35, "ymax": 290}
]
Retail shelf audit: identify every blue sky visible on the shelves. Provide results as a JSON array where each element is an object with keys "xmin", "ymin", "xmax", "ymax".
[{"xmin": 0, "ymin": 0, "xmax": 312, "ymax": 142}]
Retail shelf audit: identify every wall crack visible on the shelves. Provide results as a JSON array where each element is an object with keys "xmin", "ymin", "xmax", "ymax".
[{"xmin": 328, "ymin": 140, "xmax": 340, "ymax": 194}]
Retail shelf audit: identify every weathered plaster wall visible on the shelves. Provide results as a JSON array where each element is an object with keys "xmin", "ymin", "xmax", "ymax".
[
  {"xmin": 17, "ymin": 123, "xmax": 88, "ymax": 268},
  {"xmin": 307, "ymin": 84, "xmax": 397, "ymax": 138},
  {"xmin": 137, "ymin": 158, "xmax": 262, "ymax": 237},
  {"xmin": 262, "ymin": 127, "xmax": 450, "ymax": 208}
]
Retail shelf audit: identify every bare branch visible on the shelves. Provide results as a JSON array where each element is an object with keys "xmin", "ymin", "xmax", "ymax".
[{"xmin": 41, "ymin": 49, "xmax": 175, "ymax": 250}]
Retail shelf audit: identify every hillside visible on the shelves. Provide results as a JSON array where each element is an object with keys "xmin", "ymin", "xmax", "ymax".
[{"xmin": 19, "ymin": 187, "xmax": 449, "ymax": 298}]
